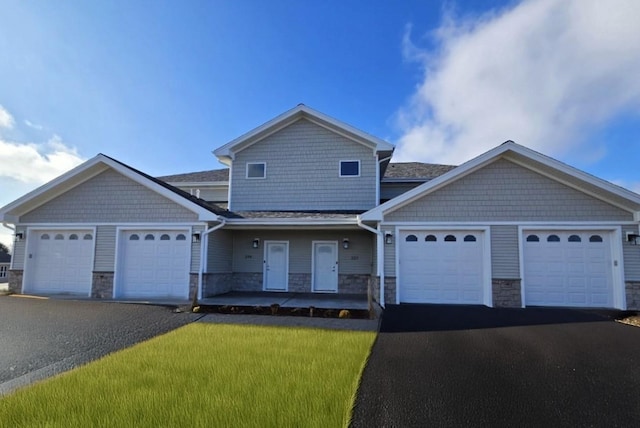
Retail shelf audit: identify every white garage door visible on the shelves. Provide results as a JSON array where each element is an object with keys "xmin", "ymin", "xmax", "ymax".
[
  {"xmin": 399, "ymin": 230, "xmax": 486, "ymax": 304},
  {"xmin": 523, "ymin": 230, "xmax": 614, "ymax": 308},
  {"xmin": 116, "ymin": 230, "xmax": 190, "ymax": 299},
  {"xmin": 24, "ymin": 230, "xmax": 94, "ymax": 295}
]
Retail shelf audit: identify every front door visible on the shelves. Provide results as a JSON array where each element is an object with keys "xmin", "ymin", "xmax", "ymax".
[
  {"xmin": 312, "ymin": 241, "xmax": 338, "ymax": 292},
  {"xmin": 264, "ymin": 241, "xmax": 288, "ymax": 291}
]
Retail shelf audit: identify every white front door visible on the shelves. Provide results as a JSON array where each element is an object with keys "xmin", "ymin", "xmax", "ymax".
[
  {"xmin": 264, "ymin": 241, "xmax": 288, "ymax": 291},
  {"xmin": 312, "ymin": 241, "xmax": 338, "ymax": 292}
]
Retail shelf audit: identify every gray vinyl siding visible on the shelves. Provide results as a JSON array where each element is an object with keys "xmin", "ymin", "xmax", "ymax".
[
  {"xmin": 21, "ymin": 169, "xmax": 198, "ymax": 223},
  {"xmin": 231, "ymin": 230, "xmax": 373, "ymax": 275},
  {"xmin": 94, "ymin": 226, "xmax": 116, "ymax": 271},
  {"xmin": 380, "ymin": 182, "xmax": 423, "ymax": 201},
  {"xmin": 230, "ymin": 119, "xmax": 377, "ymax": 211},
  {"xmin": 12, "ymin": 228, "xmax": 26, "ymax": 270},
  {"xmin": 173, "ymin": 185, "xmax": 228, "ymax": 203},
  {"xmin": 623, "ymin": 225, "xmax": 640, "ymax": 280},
  {"xmin": 190, "ymin": 226, "xmax": 204, "ymax": 273},
  {"xmin": 386, "ymin": 159, "xmax": 633, "ymax": 222},
  {"xmin": 207, "ymin": 228, "xmax": 233, "ymax": 273},
  {"xmin": 382, "ymin": 227, "xmax": 396, "ymax": 277},
  {"xmin": 490, "ymin": 225, "xmax": 519, "ymax": 278}
]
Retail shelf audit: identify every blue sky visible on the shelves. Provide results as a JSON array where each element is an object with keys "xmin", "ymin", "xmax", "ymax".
[{"xmin": 1, "ymin": 0, "xmax": 640, "ymax": 249}]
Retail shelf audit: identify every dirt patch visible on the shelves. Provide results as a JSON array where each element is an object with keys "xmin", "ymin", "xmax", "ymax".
[
  {"xmin": 196, "ymin": 304, "xmax": 372, "ymax": 319},
  {"xmin": 617, "ymin": 314, "xmax": 640, "ymax": 327}
]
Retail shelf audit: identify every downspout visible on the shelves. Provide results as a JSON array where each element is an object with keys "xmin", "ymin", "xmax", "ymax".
[
  {"xmin": 196, "ymin": 217, "xmax": 226, "ymax": 305},
  {"xmin": 356, "ymin": 216, "xmax": 385, "ymax": 307}
]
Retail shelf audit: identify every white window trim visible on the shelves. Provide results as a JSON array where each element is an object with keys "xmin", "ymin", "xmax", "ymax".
[
  {"xmin": 246, "ymin": 162, "xmax": 266, "ymax": 179},
  {"xmin": 339, "ymin": 160, "xmax": 360, "ymax": 177}
]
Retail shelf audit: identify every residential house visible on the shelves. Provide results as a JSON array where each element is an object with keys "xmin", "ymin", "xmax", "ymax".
[
  {"xmin": 0, "ymin": 252, "xmax": 10, "ymax": 283},
  {"xmin": 1, "ymin": 105, "xmax": 639, "ymax": 309}
]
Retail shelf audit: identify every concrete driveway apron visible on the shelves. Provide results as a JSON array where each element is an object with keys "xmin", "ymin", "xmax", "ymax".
[{"xmin": 351, "ymin": 304, "xmax": 640, "ymax": 428}]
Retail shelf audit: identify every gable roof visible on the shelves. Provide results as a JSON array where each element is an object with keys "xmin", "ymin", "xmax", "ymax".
[
  {"xmin": 0, "ymin": 154, "xmax": 227, "ymax": 223},
  {"xmin": 213, "ymin": 104, "xmax": 395, "ymax": 165},
  {"xmin": 158, "ymin": 168, "xmax": 229, "ymax": 183},
  {"xmin": 361, "ymin": 141, "xmax": 640, "ymax": 221},
  {"xmin": 383, "ymin": 162, "xmax": 457, "ymax": 181}
]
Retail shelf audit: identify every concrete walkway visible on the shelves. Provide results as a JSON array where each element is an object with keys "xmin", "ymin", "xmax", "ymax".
[{"xmin": 198, "ymin": 312, "xmax": 379, "ymax": 331}]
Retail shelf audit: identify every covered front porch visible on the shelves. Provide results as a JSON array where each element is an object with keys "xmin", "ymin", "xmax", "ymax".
[{"xmin": 199, "ymin": 291, "xmax": 370, "ymax": 311}]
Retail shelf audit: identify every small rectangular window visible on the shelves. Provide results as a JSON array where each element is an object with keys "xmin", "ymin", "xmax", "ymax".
[
  {"xmin": 340, "ymin": 160, "xmax": 360, "ymax": 177},
  {"xmin": 246, "ymin": 162, "xmax": 266, "ymax": 179}
]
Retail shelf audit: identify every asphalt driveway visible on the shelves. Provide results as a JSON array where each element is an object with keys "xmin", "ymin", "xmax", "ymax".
[
  {"xmin": 351, "ymin": 304, "xmax": 640, "ymax": 427},
  {"xmin": 0, "ymin": 296, "xmax": 201, "ymax": 395}
]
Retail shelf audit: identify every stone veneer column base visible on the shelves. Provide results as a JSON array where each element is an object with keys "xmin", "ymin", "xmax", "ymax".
[
  {"xmin": 92, "ymin": 272, "xmax": 114, "ymax": 298},
  {"xmin": 383, "ymin": 277, "xmax": 397, "ymax": 305},
  {"xmin": 189, "ymin": 274, "xmax": 199, "ymax": 301},
  {"xmin": 492, "ymin": 279, "xmax": 522, "ymax": 308},
  {"xmin": 8, "ymin": 270, "xmax": 23, "ymax": 294},
  {"xmin": 626, "ymin": 281, "xmax": 640, "ymax": 310}
]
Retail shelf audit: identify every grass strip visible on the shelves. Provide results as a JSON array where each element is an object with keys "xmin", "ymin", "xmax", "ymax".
[{"xmin": 0, "ymin": 323, "xmax": 374, "ymax": 427}]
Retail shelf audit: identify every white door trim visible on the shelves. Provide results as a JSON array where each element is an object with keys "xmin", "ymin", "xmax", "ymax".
[
  {"xmin": 518, "ymin": 226, "xmax": 625, "ymax": 309},
  {"xmin": 312, "ymin": 240, "xmax": 339, "ymax": 293},
  {"xmin": 23, "ymin": 227, "xmax": 97, "ymax": 297},
  {"xmin": 263, "ymin": 240, "xmax": 289, "ymax": 291},
  {"xmin": 394, "ymin": 226, "xmax": 492, "ymax": 306}
]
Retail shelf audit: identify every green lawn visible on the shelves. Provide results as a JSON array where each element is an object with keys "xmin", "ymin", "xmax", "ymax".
[{"xmin": 0, "ymin": 323, "xmax": 375, "ymax": 428}]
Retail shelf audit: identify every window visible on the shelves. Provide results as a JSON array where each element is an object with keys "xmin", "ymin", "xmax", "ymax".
[
  {"xmin": 568, "ymin": 235, "xmax": 581, "ymax": 242},
  {"xmin": 69, "ymin": 234, "xmax": 79, "ymax": 240},
  {"xmin": 526, "ymin": 235, "xmax": 539, "ymax": 242},
  {"xmin": 176, "ymin": 234, "xmax": 187, "ymax": 241},
  {"xmin": 425, "ymin": 235, "xmax": 437, "ymax": 242},
  {"xmin": 547, "ymin": 235, "xmax": 560, "ymax": 242},
  {"xmin": 589, "ymin": 235, "xmax": 603, "ymax": 243},
  {"xmin": 339, "ymin": 160, "xmax": 360, "ymax": 177},
  {"xmin": 129, "ymin": 234, "xmax": 140, "ymax": 241},
  {"xmin": 83, "ymin": 234, "xmax": 93, "ymax": 240},
  {"xmin": 464, "ymin": 235, "xmax": 477, "ymax": 242},
  {"xmin": 41, "ymin": 234, "xmax": 50, "ymax": 240},
  {"xmin": 54, "ymin": 234, "xmax": 64, "ymax": 240},
  {"xmin": 405, "ymin": 234, "xmax": 418, "ymax": 242},
  {"xmin": 160, "ymin": 234, "xmax": 170, "ymax": 241},
  {"xmin": 0, "ymin": 266, "xmax": 6, "ymax": 278},
  {"xmin": 444, "ymin": 235, "xmax": 457, "ymax": 242},
  {"xmin": 246, "ymin": 162, "xmax": 266, "ymax": 179},
  {"xmin": 144, "ymin": 234, "xmax": 155, "ymax": 241}
]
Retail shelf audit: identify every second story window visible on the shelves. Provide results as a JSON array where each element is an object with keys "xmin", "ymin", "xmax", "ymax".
[
  {"xmin": 340, "ymin": 160, "xmax": 360, "ymax": 177},
  {"xmin": 246, "ymin": 162, "xmax": 266, "ymax": 179}
]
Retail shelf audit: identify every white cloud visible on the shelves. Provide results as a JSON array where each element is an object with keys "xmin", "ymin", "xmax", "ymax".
[
  {"xmin": 0, "ymin": 136, "xmax": 85, "ymax": 184},
  {"xmin": 395, "ymin": 0, "xmax": 640, "ymax": 165},
  {"xmin": 24, "ymin": 119, "xmax": 44, "ymax": 130},
  {"xmin": 0, "ymin": 104, "xmax": 15, "ymax": 129}
]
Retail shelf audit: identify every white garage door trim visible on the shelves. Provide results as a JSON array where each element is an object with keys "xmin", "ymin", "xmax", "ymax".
[
  {"xmin": 519, "ymin": 226, "xmax": 626, "ymax": 309},
  {"xmin": 22, "ymin": 227, "xmax": 96, "ymax": 296},
  {"xmin": 114, "ymin": 227, "xmax": 191, "ymax": 299},
  {"xmin": 395, "ymin": 227, "xmax": 492, "ymax": 306}
]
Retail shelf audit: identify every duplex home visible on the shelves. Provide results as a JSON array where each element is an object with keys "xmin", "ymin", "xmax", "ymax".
[{"xmin": 1, "ymin": 105, "xmax": 639, "ymax": 310}]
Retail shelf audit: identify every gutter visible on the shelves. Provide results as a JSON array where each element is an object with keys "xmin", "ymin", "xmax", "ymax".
[
  {"xmin": 196, "ymin": 216, "xmax": 227, "ymax": 305},
  {"xmin": 356, "ymin": 216, "xmax": 385, "ymax": 307}
]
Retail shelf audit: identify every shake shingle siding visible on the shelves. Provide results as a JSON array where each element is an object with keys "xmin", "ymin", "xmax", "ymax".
[
  {"xmin": 21, "ymin": 170, "xmax": 198, "ymax": 223},
  {"xmin": 385, "ymin": 159, "xmax": 633, "ymax": 222},
  {"xmin": 230, "ymin": 119, "xmax": 376, "ymax": 211},
  {"xmin": 490, "ymin": 225, "xmax": 519, "ymax": 278}
]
